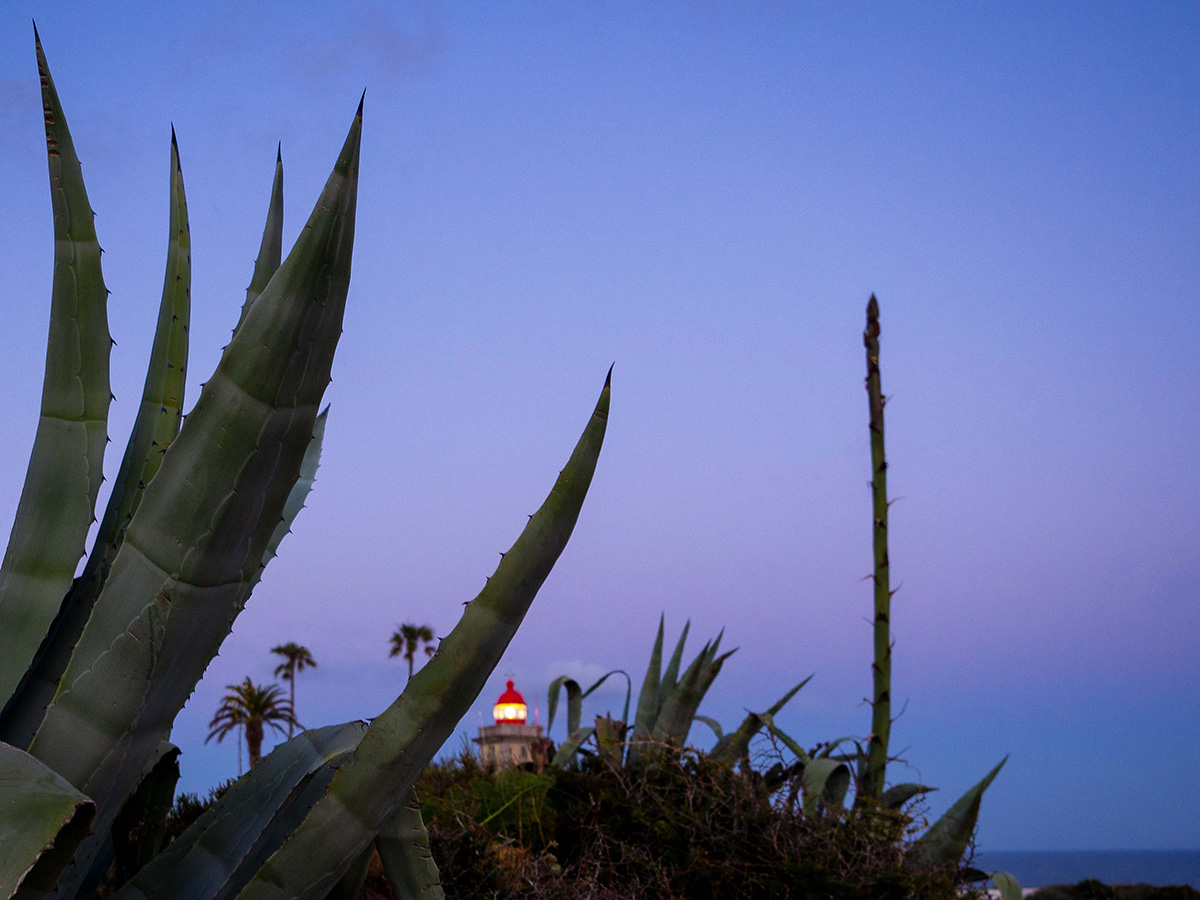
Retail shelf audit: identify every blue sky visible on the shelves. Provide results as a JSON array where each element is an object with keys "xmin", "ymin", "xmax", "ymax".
[{"xmin": 1, "ymin": 2, "xmax": 1197, "ymax": 852}]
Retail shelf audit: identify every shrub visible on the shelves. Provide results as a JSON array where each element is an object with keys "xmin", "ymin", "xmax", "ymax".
[{"xmin": 415, "ymin": 750, "xmax": 973, "ymax": 899}]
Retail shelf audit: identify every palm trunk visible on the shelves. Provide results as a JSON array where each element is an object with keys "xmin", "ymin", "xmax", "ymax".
[
  {"xmin": 288, "ymin": 663, "xmax": 296, "ymax": 738},
  {"xmin": 247, "ymin": 720, "xmax": 264, "ymax": 768}
]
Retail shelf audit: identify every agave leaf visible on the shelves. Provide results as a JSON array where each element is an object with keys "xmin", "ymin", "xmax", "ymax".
[
  {"xmin": 989, "ymin": 872, "xmax": 1022, "ymax": 900},
  {"xmin": 321, "ymin": 846, "xmax": 371, "ymax": 900},
  {"xmin": 248, "ymin": 406, "xmax": 329, "ymax": 597},
  {"xmin": 708, "ymin": 628, "xmax": 724, "ymax": 660},
  {"xmin": 759, "ymin": 714, "xmax": 812, "ymax": 765},
  {"xmin": 681, "ymin": 648, "xmax": 736, "ymax": 736},
  {"xmin": 819, "ymin": 765, "xmax": 851, "ymax": 814},
  {"xmin": 30, "ymin": 105, "xmax": 362, "ymax": 895},
  {"xmin": 651, "ymin": 645, "xmax": 734, "ymax": 748},
  {"xmin": 1, "ymin": 131, "xmax": 192, "ymax": 749},
  {"xmin": 847, "ymin": 741, "xmax": 870, "ymax": 801},
  {"xmin": 593, "ymin": 715, "xmax": 627, "ymax": 767},
  {"xmin": 236, "ymin": 147, "xmax": 284, "ymax": 334},
  {"xmin": 72, "ymin": 741, "xmax": 181, "ymax": 900},
  {"xmin": 907, "ymin": 756, "xmax": 1008, "ymax": 869},
  {"xmin": 800, "ymin": 757, "xmax": 851, "ymax": 818},
  {"xmin": 815, "ymin": 736, "xmax": 859, "ymax": 759},
  {"xmin": 236, "ymin": 372, "xmax": 610, "ymax": 900},
  {"xmin": 647, "ymin": 639, "xmax": 707, "ymax": 745},
  {"xmin": 220, "ymin": 765, "xmax": 350, "ymax": 900},
  {"xmin": 709, "ymin": 713, "xmax": 760, "ymax": 762},
  {"xmin": 657, "ymin": 620, "xmax": 691, "ymax": 709},
  {"xmin": 0, "ymin": 32, "xmax": 111, "ymax": 712},
  {"xmin": 110, "ymin": 744, "xmax": 181, "ymax": 889},
  {"xmin": 695, "ymin": 647, "xmax": 732, "ymax": 699},
  {"xmin": 879, "ymin": 782, "xmax": 936, "ymax": 810},
  {"xmin": 548, "ymin": 670, "xmax": 629, "ymax": 740},
  {"xmin": 0, "ymin": 740, "xmax": 95, "ymax": 900},
  {"xmin": 113, "ymin": 723, "xmax": 367, "ymax": 900},
  {"xmin": 85, "ymin": 128, "xmax": 192, "ymax": 588},
  {"xmin": 581, "ymin": 669, "xmax": 631, "ymax": 726},
  {"xmin": 626, "ymin": 616, "xmax": 665, "ymax": 765},
  {"xmin": 546, "ymin": 676, "xmax": 582, "ymax": 737},
  {"xmin": 374, "ymin": 792, "xmax": 444, "ymax": 900},
  {"xmin": 710, "ymin": 675, "xmax": 812, "ymax": 763},
  {"xmin": 693, "ymin": 715, "xmax": 723, "ymax": 741},
  {"xmin": 551, "ymin": 726, "xmax": 596, "ymax": 769}
]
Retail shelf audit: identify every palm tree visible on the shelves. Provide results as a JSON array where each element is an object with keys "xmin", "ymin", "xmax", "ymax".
[
  {"xmin": 206, "ymin": 678, "xmax": 298, "ymax": 769},
  {"xmin": 389, "ymin": 623, "xmax": 437, "ymax": 681},
  {"xmin": 271, "ymin": 642, "xmax": 316, "ymax": 738}
]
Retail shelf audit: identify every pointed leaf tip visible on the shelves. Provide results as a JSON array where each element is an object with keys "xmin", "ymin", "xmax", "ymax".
[
  {"xmin": 357, "ymin": 90, "xmax": 365, "ymax": 116},
  {"xmin": 337, "ymin": 103, "xmax": 364, "ymax": 170},
  {"xmin": 605, "ymin": 364, "xmax": 613, "ymax": 388},
  {"xmin": 276, "ymin": 141, "xmax": 282, "ymax": 163}
]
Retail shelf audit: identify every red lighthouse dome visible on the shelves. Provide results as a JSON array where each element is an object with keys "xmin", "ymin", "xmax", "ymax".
[{"xmin": 493, "ymin": 680, "xmax": 527, "ymax": 724}]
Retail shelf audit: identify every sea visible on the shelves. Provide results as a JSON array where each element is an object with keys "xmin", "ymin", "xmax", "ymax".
[{"xmin": 974, "ymin": 851, "xmax": 1200, "ymax": 889}]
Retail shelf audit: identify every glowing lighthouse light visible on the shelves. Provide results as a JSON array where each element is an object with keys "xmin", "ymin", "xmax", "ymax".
[{"xmin": 493, "ymin": 680, "xmax": 527, "ymax": 725}]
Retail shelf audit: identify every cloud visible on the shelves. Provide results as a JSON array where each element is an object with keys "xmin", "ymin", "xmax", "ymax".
[
  {"xmin": 296, "ymin": 4, "xmax": 445, "ymax": 85},
  {"xmin": 176, "ymin": 2, "xmax": 445, "ymax": 95}
]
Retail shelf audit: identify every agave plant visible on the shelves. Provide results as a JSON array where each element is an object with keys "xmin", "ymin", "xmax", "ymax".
[
  {"xmin": 0, "ymin": 33, "xmax": 610, "ymax": 900},
  {"xmin": 547, "ymin": 617, "xmax": 810, "ymax": 769}
]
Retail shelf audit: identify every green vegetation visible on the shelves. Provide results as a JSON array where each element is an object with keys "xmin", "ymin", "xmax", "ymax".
[
  {"xmin": 0, "ymin": 32, "xmax": 608, "ymax": 900},
  {"xmin": 413, "ymin": 749, "xmax": 971, "ymax": 899}
]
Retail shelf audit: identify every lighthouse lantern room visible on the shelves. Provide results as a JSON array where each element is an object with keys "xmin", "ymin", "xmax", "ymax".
[{"xmin": 475, "ymin": 679, "xmax": 544, "ymax": 769}]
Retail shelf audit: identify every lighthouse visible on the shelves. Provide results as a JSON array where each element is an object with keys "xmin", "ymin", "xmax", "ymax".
[{"xmin": 475, "ymin": 679, "xmax": 545, "ymax": 768}]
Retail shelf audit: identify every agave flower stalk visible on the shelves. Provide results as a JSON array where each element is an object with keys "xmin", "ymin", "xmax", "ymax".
[{"xmin": 862, "ymin": 294, "xmax": 892, "ymax": 801}]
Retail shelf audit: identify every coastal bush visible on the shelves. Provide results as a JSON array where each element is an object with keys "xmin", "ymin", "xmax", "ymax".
[{"xmin": 414, "ymin": 750, "xmax": 978, "ymax": 899}]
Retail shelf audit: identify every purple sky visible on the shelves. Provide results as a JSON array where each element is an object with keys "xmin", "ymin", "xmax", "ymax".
[{"xmin": 2, "ymin": 2, "xmax": 1197, "ymax": 852}]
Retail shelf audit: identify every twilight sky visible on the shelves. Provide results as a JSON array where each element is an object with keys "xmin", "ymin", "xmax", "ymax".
[{"xmin": 1, "ymin": 2, "xmax": 1197, "ymax": 852}]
